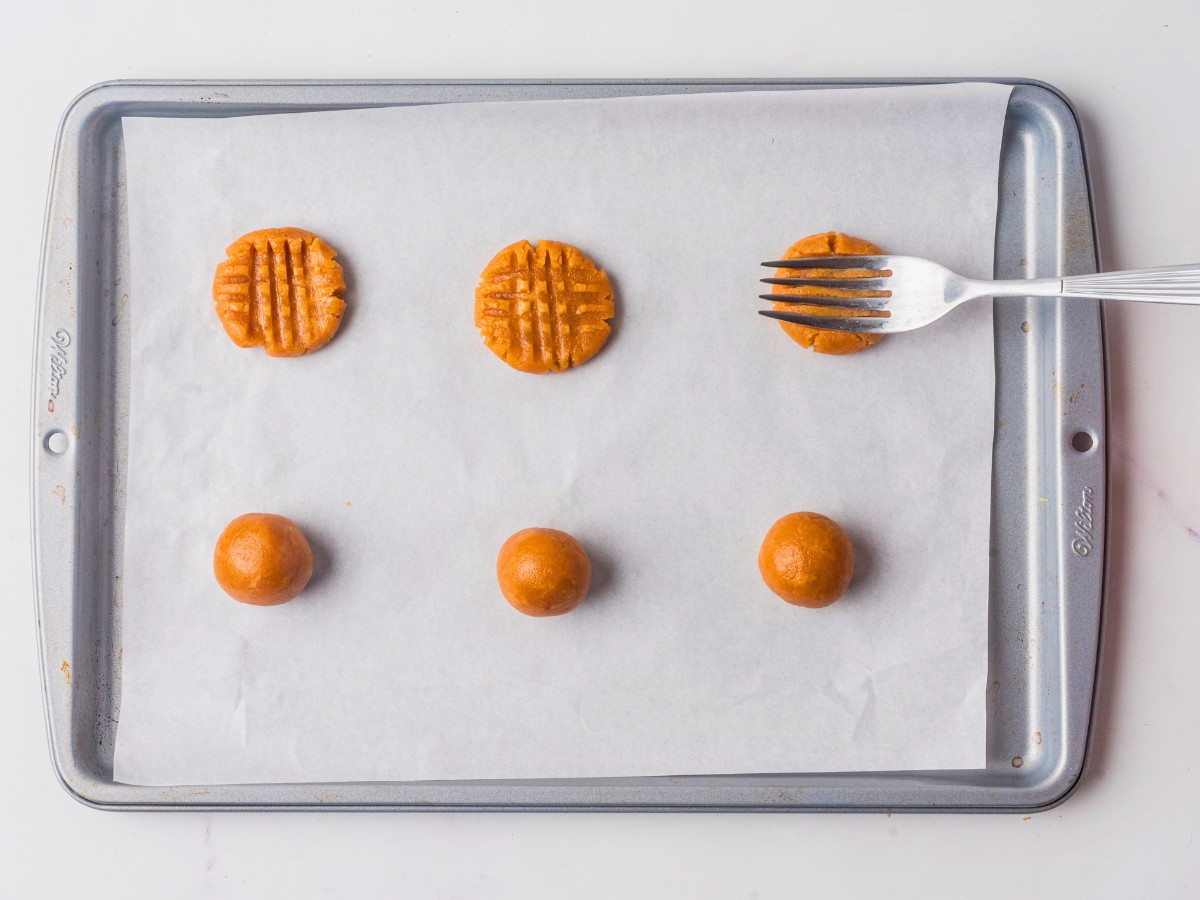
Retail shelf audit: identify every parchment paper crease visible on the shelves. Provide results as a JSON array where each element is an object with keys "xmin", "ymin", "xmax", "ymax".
[{"xmin": 115, "ymin": 83, "xmax": 1010, "ymax": 784}]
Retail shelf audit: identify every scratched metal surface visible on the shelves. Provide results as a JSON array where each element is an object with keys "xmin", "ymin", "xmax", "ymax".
[{"xmin": 30, "ymin": 79, "xmax": 1106, "ymax": 811}]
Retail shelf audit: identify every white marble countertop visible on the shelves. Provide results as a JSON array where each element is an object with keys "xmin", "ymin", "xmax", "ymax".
[{"xmin": 3, "ymin": 0, "xmax": 1198, "ymax": 896}]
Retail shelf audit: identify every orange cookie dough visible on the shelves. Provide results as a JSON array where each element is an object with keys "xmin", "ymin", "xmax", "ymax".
[
  {"xmin": 772, "ymin": 232, "xmax": 886, "ymax": 356},
  {"xmin": 758, "ymin": 512, "xmax": 855, "ymax": 608},
  {"xmin": 475, "ymin": 240, "xmax": 615, "ymax": 374},
  {"xmin": 213, "ymin": 228, "xmax": 346, "ymax": 357},
  {"xmin": 213, "ymin": 513, "xmax": 314, "ymax": 606},
  {"xmin": 496, "ymin": 527, "xmax": 592, "ymax": 616}
]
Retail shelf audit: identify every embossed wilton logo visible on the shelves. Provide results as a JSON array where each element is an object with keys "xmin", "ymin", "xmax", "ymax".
[
  {"xmin": 1071, "ymin": 486, "xmax": 1095, "ymax": 557},
  {"xmin": 48, "ymin": 329, "xmax": 70, "ymax": 413}
]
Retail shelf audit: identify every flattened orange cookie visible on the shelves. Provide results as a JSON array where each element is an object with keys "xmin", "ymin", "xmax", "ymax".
[
  {"xmin": 772, "ymin": 232, "xmax": 886, "ymax": 356},
  {"xmin": 475, "ymin": 240, "xmax": 615, "ymax": 374},
  {"xmin": 213, "ymin": 228, "xmax": 346, "ymax": 357}
]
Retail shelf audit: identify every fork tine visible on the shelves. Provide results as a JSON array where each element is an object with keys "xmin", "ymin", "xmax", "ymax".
[
  {"xmin": 761, "ymin": 276, "xmax": 893, "ymax": 291},
  {"xmin": 758, "ymin": 309, "xmax": 891, "ymax": 333},
  {"xmin": 758, "ymin": 293, "xmax": 890, "ymax": 311},
  {"xmin": 762, "ymin": 256, "xmax": 890, "ymax": 270}
]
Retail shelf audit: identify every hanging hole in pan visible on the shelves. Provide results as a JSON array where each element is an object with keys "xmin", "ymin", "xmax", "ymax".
[
  {"xmin": 44, "ymin": 430, "xmax": 69, "ymax": 456},
  {"xmin": 1070, "ymin": 430, "xmax": 1096, "ymax": 453}
]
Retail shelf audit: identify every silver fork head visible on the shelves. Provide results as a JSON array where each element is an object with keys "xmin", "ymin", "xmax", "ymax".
[
  {"xmin": 759, "ymin": 291, "xmax": 890, "ymax": 312},
  {"xmin": 759, "ymin": 254, "xmax": 969, "ymax": 334},
  {"xmin": 761, "ymin": 276, "xmax": 893, "ymax": 292},
  {"xmin": 758, "ymin": 309, "xmax": 890, "ymax": 333},
  {"xmin": 761, "ymin": 255, "xmax": 892, "ymax": 270}
]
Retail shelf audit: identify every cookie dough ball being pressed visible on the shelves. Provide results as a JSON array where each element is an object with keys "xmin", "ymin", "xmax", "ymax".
[
  {"xmin": 758, "ymin": 512, "xmax": 855, "ymax": 608},
  {"xmin": 496, "ymin": 527, "xmax": 592, "ymax": 617},
  {"xmin": 475, "ymin": 240, "xmax": 615, "ymax": 374},
  {"xmin": 771, "ymin": 231, "xmax": 886, "ymax": 356},
  {"xmin": 213, "ymin": 227, "xmax": 346, "ymax": 357},
  {"xmin": 213, "ymin": 513, "xmax": 314, "ymax": 606}
]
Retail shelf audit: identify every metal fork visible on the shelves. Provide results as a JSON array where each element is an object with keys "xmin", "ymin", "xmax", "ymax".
[{"xmin": 759, "ymin": 256, "xmax": 1200, "ymax": 334}]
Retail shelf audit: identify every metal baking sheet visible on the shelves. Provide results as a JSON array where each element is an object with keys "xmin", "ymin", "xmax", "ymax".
[{"xmin": 30, "ymin": 78, "xmax": 1106, "ymax": 812}]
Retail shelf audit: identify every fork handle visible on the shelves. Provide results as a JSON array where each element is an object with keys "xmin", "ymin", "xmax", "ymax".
[
  {"xmin": 986, "ymin": 263, "xmax": 1200, "ymax": 304},
  {"xmin": 1061, "ymin": 264, "xmax": 1200, "ymax": 303}
]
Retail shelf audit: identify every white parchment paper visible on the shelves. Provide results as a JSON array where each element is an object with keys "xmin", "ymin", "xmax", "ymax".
[{"xmin": 115, "ymin": 83, "xmax": 1010, "ymax": 785}]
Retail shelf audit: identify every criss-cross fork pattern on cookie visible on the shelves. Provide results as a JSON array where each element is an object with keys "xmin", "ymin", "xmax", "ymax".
[
  {"xmin": 214, "ymin": 228, "xmax": 346, "ymax": 357},
  {"xmin": 475, "ymin": 240, "xmax": 614, "ymax": 374}
]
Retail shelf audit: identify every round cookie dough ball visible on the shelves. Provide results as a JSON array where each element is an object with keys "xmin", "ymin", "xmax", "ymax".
[
  {"xmin": 213, "ymin": 513, "xmax": 314, "ymax": 606},
  {"xmin": 758, "ymin": 512, "xmax": 855, "ymax": 608},
  {"xmin": 496, "ymin": 527, "xmax": 592, "ymax": 616}
]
